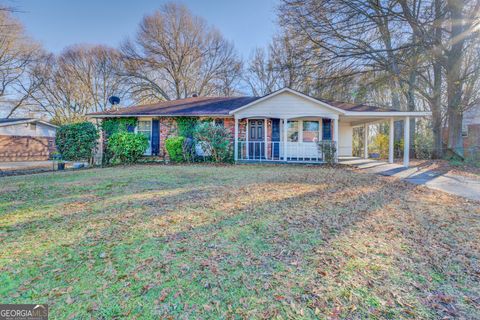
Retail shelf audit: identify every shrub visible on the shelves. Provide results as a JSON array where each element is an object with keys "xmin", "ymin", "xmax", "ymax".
[
  {"xmin": 370, "ymin": 133, "xmax": 389, "ymax": 158},
  {"xmin": 176, "ymin": 117, "xmax": 198, "ymax": 138},
  {"xmin": 108, "ymin": 132, "xmax": 148, "ymax": 164},
  {"xmin": 414, "ymin": 131, "xmax": 434, "ymax": 159},
  {"xmin": 317, "ymin": 141, "xmax": 337, "ymax": 165},
  {"xmin": 194, "ymin": 122, "xmax": 232, "ymax": 162},
  {"xmin": 56, "ymin": 122, "xmax": 99, "ymax": 161},
  {"xmin": 100, "ymin": 118, "xmax": 138, "ymax": 164},
  {"xmin": 101, "ymin": 118, "xmax": 137, "ymax": 136},
  {"xmin": 165, "ymin": 136, "xmax": 186, "ymax": 162}
]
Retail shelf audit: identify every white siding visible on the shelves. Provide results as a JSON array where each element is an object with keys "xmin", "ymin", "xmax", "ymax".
[
  {"xmin": 235, "ymin": 91, "xmax": 341, "ymax": 119},
  {"xmin": 0, "ymin": 122, "xmax": 56, "ymax": 137},
  {"xmin": 338, "ymin": 122, "xmax": 353, "ymax": 157}
]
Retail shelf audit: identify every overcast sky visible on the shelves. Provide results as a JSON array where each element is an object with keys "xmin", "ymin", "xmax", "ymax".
[{"xmin": 11, "ymin": 0, "xmax": 279, "ymax": 58}]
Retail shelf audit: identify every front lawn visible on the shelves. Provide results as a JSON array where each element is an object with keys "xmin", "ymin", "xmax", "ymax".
[{"xmin": 1, "ymin": 165, "xmax": 479, "ymax": 319}]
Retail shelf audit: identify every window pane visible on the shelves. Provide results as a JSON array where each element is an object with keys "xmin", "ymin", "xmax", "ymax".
[
  {"xmin": 303, "ymin": 121, "xmax": 319, "ymax": 132},
  {"xmin": 303, "ymin": 121, "xmax": 319, "ymax": 142},
  {"xmin": 287, "ymin": 121, "xmax": 298, "ymax": 142},
  {"xmin": 138, "ymin": 121, "xmax": 151, "ymax": 131},
  {"xmin": 215, "ymin": 119, "xmax": 224, "ymax": 127}
]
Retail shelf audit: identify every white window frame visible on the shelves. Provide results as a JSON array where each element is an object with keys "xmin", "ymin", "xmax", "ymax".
[
  {"xmin": 302, "ymin": 120, "xmax": 321, "ymax": 143},
  {"xmin": 135, "ymin": 119, "xmax": 152, "ymax": 156}
]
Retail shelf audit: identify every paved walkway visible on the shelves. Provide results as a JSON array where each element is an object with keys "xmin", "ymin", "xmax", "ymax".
[
  {"xmin": 0, "ymin": 160, "xmax": 55, "ymax": 171},
  {"xmin": 340, "ymin": 158, "xmax": 480, "ymax": 201}
]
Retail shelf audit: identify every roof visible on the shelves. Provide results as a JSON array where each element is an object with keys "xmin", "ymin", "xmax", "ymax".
[
  {"xmin": 88, "ymin": 88, "xmax": 429, "ymax": 118},
  {"xmin": 89, "ymin": 96, "xmax": 260, "ymax": 117},
  {"xmin": 0, "ymin": 118, "xmax": 58, "ymax": 128},
  {"xmin": 0, "ymin": 118, "xmax": 33, "ymax": 124},
  {"xmin": 317, "ymin": 99, "xmax": 397, "ymax": 112}
]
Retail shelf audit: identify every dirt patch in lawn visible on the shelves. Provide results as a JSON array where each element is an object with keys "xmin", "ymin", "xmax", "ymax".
[{"xmin": 0, "ymin": 165, "xmax": 479, "ymax": 319}]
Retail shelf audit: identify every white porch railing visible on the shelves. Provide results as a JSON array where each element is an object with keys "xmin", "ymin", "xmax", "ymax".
[{"xmin": 236, "ymin": 140, "xmax": 336, "ymax": 163}]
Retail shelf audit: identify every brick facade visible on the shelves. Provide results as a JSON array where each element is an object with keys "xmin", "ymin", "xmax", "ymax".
[
  {"xmin": 159, "ymin": 117, "xmax": 179, "ymax": 157},
  {"xmin": 0, "ymin": 135, "xmax": 56, "ymax": 162},
  {"xmin": 464, "ymin": 123, "xmax": 480, "ymax": 158}
]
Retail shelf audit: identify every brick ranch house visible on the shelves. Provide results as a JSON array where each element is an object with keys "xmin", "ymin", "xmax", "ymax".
[
  {"xmin": 89, "ymin": 88, "xmax": 431, "ymax": 167},
  {"xmin": 0, "ymin": 118, "xmax": 57, "ymax": 162}
]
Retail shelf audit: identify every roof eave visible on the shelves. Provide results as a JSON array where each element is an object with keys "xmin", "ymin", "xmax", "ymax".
[
  {"xmin": 87, "ymin": 114, "xmax": 234, "ymax": 118},
  {"xmin": 0, "ymin": 119, "xmax": 58, "ymax": 128},
  {"xmin": 343, "ymin": 111, "xmax": 432, "ymax": 117}
]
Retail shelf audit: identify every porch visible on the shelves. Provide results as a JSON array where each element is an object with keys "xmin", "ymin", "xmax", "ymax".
[{"xmin": 234, "ymin": 117, "xmax": 338, "ymax": 163}]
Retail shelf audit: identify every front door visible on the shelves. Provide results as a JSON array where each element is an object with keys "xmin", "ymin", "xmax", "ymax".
[{"xmin": 249, "ymin": 120, "xmax": 265, "ymax": 159}]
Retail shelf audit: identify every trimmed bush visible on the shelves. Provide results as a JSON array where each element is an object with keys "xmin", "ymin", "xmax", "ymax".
[
  {"xmin": 56, "ymin": 122, "xmax": 99, "ymax": 161},
  {"xmin": 165, "ymin": 136, "xmax": 185, "ymax": 162},
  {"xmin": 194, "ymin": 122, "xmax": 232, "ymax": 162},
  {"xmin": 108, "ymin": 132, "xmax": 148, "ymax": 164}
]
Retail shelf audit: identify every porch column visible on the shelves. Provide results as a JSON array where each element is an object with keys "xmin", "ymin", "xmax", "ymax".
[
  {"xmin": 403, "ymin": 116, "xmax": 410, "ymax": 167},
  {"xmin": 234, "ymin": 117, "xmax": 239, "ymax": 161},
  {"xmin": 333, "ymin": 118, "xmax": 339, "ymax": 162},
  {"xmin": 283, "ymin": 118, "xmax": 288, "ymax": 161},
  {"xmin": 264, "ymin": 118, "xmax": 268, "ymax": 160},
  {"xmin": 245, "ymin": 120, "xmax": 249, "ymax": 160},
  {"xmin": 363, "ymin": 123, "xmax": 368, "ymax": 159},
  {"xmin": 388, "ymin": 117, "xmax": 394, "ymax": 164}
]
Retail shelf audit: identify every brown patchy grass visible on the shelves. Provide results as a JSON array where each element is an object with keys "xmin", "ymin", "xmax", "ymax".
[{"xmin": 0, "ymin": 164, "xmax": 479, "ymax": 319}]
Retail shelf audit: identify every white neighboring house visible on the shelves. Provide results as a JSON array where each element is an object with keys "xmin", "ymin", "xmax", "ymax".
[{"xmin": 0, "ymin": 118, "xmax": 57, "ymax": 162}]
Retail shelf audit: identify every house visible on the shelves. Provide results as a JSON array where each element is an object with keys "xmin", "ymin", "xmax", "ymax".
[
  {"xmin": 0, "ymin": 118, "xmax": 57, "ymax": 162},
  {"xmin": 89, "ymin": 88, "xmax": 431, "ymax": 167},
  {"xmin": 462, "ymin": 105, "xmax": 480, "ymax": 157}
]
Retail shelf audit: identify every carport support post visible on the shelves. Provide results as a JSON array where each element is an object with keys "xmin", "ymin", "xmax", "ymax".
[
  {"xmin": 403, "ymin": 116, "xmax": 410, "ymax": 167},
  {"xmin": 333, "ymin": 118, "xmax": 339, "ymax": 163},
  {"xmin": 389, "ymin": 117, "xmax": 394, "ymax": 164},
  {"xmin": 234, "ymin": 117, "xmax": 239, "ymax": 161},
  {"xmin": 363, "ymin": 123, "xmax": 368, "ymax": 159},
  {"xmin": 283, "ymin": 118, "xmax": 288, "ymax": 161}
]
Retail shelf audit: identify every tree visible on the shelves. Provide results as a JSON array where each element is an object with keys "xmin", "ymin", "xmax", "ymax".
[
  {"xmin": 0, "ymin": 8, "xmax": 41, "ymax": 118},
  {"xmin": 121, "ymin": 2, "xmax": 242, "ymax": 103},
  {"xmin": 244, "ymin": 33, "xmax": 316, "ymax": 96},
  {"xmin": 31, "ymin": 45, "xmax": 127, "ymax": 124},
  {"xmin": 279, "ymin": 0, "xmax": 480, "ymax": 158}
]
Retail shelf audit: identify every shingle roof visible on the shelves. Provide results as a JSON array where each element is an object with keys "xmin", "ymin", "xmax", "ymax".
[
  {"xmin": 317, "ymin": 99, "xmax": 397, "ymax": 112},
  {"xmin": 89, "ymin": 96, "xmax": 260, "ymax": 117},
  {"xmin": 0, "ymin": 118, "xmax": 34, "ymax": 124},
  {"xmin": 88, "ymin": 92, "xmax": 396, "ymax": 117}
]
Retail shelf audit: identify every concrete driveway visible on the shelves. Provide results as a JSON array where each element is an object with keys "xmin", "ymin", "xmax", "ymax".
[{"xmin": 340, "ymin": 158, "xmax": 480, "ymax": 202}]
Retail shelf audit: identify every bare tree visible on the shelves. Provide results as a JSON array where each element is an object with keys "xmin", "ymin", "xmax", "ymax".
[
  {"xmin": 0, "ymin": 8, "xmax": 41, "ymax": 118},
  {"xmin": 31, "ymin": 45, "xmax": 127, "ymax": 124},
  {"xmin": 244, "ymin": 33, "xmax": 316, "ymax": 96},
  {"xmin": 244, "ymin": 48, "xmax": 279, "ymax": 96},
  {"xmin": 121, "ymin": 2, "xmax": 242, "ymax": 103},
  {"xmin": 444, "ymin": 0, "xmax": 480, "ymax": 155}
]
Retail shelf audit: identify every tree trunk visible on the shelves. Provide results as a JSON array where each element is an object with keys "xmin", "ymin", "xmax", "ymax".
[
  {"xmin": 431, "ymin": 0, "xmax": 444, "ymax": 159},
  {"xmin": 446, "ymin": 0, "xmax": 465, "ymax": 157}
]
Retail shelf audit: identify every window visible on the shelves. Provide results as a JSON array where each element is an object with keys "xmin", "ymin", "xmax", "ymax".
[
  {"xmin": 322, "ymin": 119, "xmax": 332, "ymax": 140},
  {"xmin": 303, "ymin": 121, "xmax": 319, "ymax": 142},
  {"xmin": 287, "ymin": 121, "xmax": 299, "ymax": 142},
  {"xmin": 137, "ymin": 120, "xmax": 152, "ymax": 145},
  {"xmin": 214, "ymin": 118, "xmax": 224, "ymax": 127},
  {"xmin": 462, "ymin": 123, "xmax": 469, "ymax": 137}
]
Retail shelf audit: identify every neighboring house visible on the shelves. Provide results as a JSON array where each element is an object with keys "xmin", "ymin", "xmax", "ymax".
[
  {"xmin": 89, "ymin": 88, "xmax": 430, "ymax": 167},
  {"xmin": 0, "ymin": 118, "xmax": 57, "ymax": 162},
  {"xmin": 463, "ymin": 105, "xmax": 480, "ymax": 157}
]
